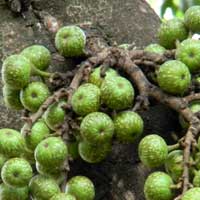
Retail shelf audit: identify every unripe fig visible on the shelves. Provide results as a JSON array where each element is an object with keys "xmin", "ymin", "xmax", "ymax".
[
  {"xmin": 21, "ymin": 119, "xmax": 51, "ymax": 151},
  {"xmin": 43, "ymin": 100, "xmax": 66, "ymax": 130},
  {"xmin": 55, "ymin": 25, "xmax": 86, "ymax": 57},
  {"xmin": 144, "ymin": 172, "xmax": 174, "ymax": 200},
  {"xmin": 36, "ymin": 163, "xmax": 64, "ymax": 185},
  {"xmin": 181, "ymin": 187, "xmax": 200, "ymax": 200},
  {"xmin": 20, "ymin": 82, "xmax": 50, "ymax": 112},
  {"xmin": 0, "ymin": 128, "xmax": 26, "ymax": 158},
  {"xmin": 2, "ymin": 55, "xmax": 31, "ymax": 89},
  {"xmin": 158, "ymin": 18, "xmax": 188, "ymax": 49},
  {"xmin": 80, "ymin": 112, "xmax": 114, "ymax": 144},
  {"xmin": 71, "ymin": 83, "xmax": 101, "ymax": 116},
  {"xmin": 164, "ymin": 150, "xmax": 183, "ymax": 182},
  {"xmin": 157, "ymin": 60, "xmax": 191, "ymax": 95},
  {"xmin": 1, "ymin": 158, "xmax": 33, "ymax": 188},
  {"xmin": 35, "ymin": 137, "xmax": 68, "ymax": 168},
  {"xmin": 114, "ymin": 111, "xmax": 144, "ymax": 143},
  {"xmin": 88, "ymin": 66, "xmax": 118, "ymax": 88},
  {"xmin": 21, "ymin": 45, "xmax": 51, "ymax": 71},
  {"xmin": 2, "ymin": 86, "xmax": 23, "ymax": 110},
  {"xmin": 50, "ymin": 193, "xmax": 76, "ymax": 200},
  {"xmin": 184, "ymin": 6, "xmax": 200, "ymax": 33},
  {"xmin": 144, "ymin": 43, "xmax": 166, "ymax": 55},
  {"xmin": 29, "ymin": 175, "xmax": 60, "ymax": 200},
  {"xmin": 138, "ymin": 134, "xmax": 168, "ymax": 168},
  {"xmin": 176, "ymin": 39, "xmax": 200, "ymax": 72},
  {"xmin": 0, "ymin": 183, "xmax": 29, "ymax": 200},
  {"xmin": 65, "ymin": 176, "xmax": 95, "ymax": 200},
  {"xmin": 101, "ymin": 76, "xmax": 134, "ymax": 110},
  {"xmin": 78, "ymin": 140, "xmax": 111, "ymax": 163}
]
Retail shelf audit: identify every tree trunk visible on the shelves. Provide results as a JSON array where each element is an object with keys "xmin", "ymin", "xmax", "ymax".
[{"xmin": 0, "ymin": 1, "xmax": 178, "ymax": 199}]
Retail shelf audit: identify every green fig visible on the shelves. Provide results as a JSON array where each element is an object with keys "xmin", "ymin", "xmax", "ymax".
[
  {"xmin": 21, "ymin": 119, "xmax": 50, "ymax": 151},
  {"xmin": 158, "ymin": 18, "xmax": 188, "ymax": 49},
  {"xmin": 71, "ymin": 83, "xmax": 101, "ymax": 116},
  {"xmin": 2, "ymin": 86, "xmax": 23, "ymax": 110},
  {"xmin": 182, "ymin": 187, "xmax": 200, "ymax": 200},
  {"xmin": 144, "ymin": 43, "xmax": 166, "ymax": 55},
  {"xmin": 78, "ymin": 140, "xmax": 111, "ymax": 163},
  {"xmin": 144, "ymin": 172, "xmax": 174, "ymax": 200},
  {"xmin": 88, "ymin": 66, "xmax": 118, "ymax": 88},
  {"xmin": 138, "ymin": 134, "xmax": 168, "ymax": 168},
  {"xmin": 1, "ymin": 158, "xmax": 33, "ymax": 188},
  {"xmin": 36, "ymin": 162, "xmax": 61, "ymax": 176},
  {"xmin": 20, "ymin": 81, "xmax": 50, "ymax": 112},
  {"xmin": 29, "ymin": 175, "xmax": 60, "ymax": 200},
  {"xmin": 0, "ymin": 129, "xmax": 26, "ymax": 158},
  {"xmin": 101, "ymin": 76, "xmax": 134, "ymax": 110},
  {"xmin": 184, "ymin": 6, "xmax": 200, "ymax": 33},
  {"xmin": 164, "ymin": 150, "xmax": 184, "ymax": 182},
  {"xmin": 80, "ymin": 112, "xmax": 114, "ymax": 144},
  {"xmin": 113, "ymin": 111, "xmax": 144, "ymax": 143},
  {"xmin": 0, "ymin": 183, "xmax": 29, "ymax": 200},
  {"xmin": 21, "ymin": 45, "xmax": 51, "ymax": 71},
  {"xmin": 157, "ymin": 60, "xmax": 191, "ymax": 95},
  {"xmin": 65, "ymin": 176, "xmax": 95, "ymax": 200},
  {"xmin": 176, "ymin": 39, "xmax": 200, "ymax": 72},
  {"xmin": 21, "ymin": 148, "xmax": 35, "ymax": 165},
  {"xmin": 35, "ymin": 137, "xmax": 68, "ymax": 168},
  {"xmin": 55, "ymin": 25, "xmax": 86, "ymax": 57},
  {"xmin": 2, "ymin": 55, "xmax": 31, "ymax": 89},
  {"xmin": 50, "ymin": 193, "xmax": 76, "ymax": 200},
  {"xmin": 43, "ymin": 100, "xmax": 66, "ymax": 130}
]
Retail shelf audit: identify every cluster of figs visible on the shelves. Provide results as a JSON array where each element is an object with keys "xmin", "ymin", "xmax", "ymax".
[{"xmin": 2, "ymin": 4, "xmax": 200, "ymax": 200}]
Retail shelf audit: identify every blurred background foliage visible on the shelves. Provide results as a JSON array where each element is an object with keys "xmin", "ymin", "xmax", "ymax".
[{"xmin": 147, "ymin": 0, "xmax": 200, "ymax": 19}]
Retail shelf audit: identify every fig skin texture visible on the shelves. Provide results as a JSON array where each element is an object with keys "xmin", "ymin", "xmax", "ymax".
[
  {"xmin": 29, "ymin": 175, "xmax": 60, "ymax": 200},
  {"xmin": 43, "ymin": 100, "xmax": 66, "ymax": 131},
  {"xmin": 0, "ymin": 128, "xmax": 26, "ymax": 158},
  {"xmin": 55, "ymin": 25, "xmax": 86, "ymax": 57},
  {"xmin": 65, "ymin": 176, "xmax": 95, "ymax": 200},
  {"xmin": 71, "ymin": 83, "xmax": 101, "ymax": 116},
  {"xmin": 80, "ymin": 112, "xmax": 114, "ymax": 144},
  {"xmin": 184, "ymin": 6, "xmax": 200, "ymax": 33},
  {"xmin": 78, "ymin": 140, "xmax": 111, "ymax": 163},
  {"xmin": 158, "ymin": 18, "xmax": 188, "ymax": 49},
  {"xmin": 20, "ymin": 81, "xmax": 50, "ymax": 112},
  {"xmin": 114, "ymin": 111, "xmax": 144, "ymax": 143},
  {"xmin": 1, "ymin": 158, "xmax": 33, "ymax": 188},
  {"xmin": 21, "ymin": 119, "xmax": 51, "ymax": 151},
  {"xmin": 164, "ymin": 150, "xmax": 183, "ymax": 183},
  {"xmin": 101, "ymin": 76, "xmax": 135, "ymax": 110},
  {"xmin": 2, "ymin": 86, "xmax": 23, "ymax": 110},
  {"xmin": 34, "ymin": 137, "xmax": 68, "ymax": 168},
  {"xmin": 176, "ymin": 39, "xmax": 200, "ymax": 73},
  {"xmin": 144, "ymin": 172, "xmax": 174, "ymax": 200},
  {"xmin": 21, "ymin": 45, "xmax": 51, "ymax": 71},
  {"xmin": 138, "ymin": 134, "xmax": 168, "ymax": 168},
  {"xmin": 157, "ymin": 60, "xmax": 191, "ymax": 95},
  {"xmin": 181, "ymin": 187, "xmax": 200, "ymax": 200},
  {"xmin": 50, "ymin": 193, "xmax": 76, "ymax": 200},
  {"xmin": 88, "ymin": 66, "xmax": 118, "ymax": 88},
  {"xmin": 0, "ymin": 183, "xmax": 29, "ymax": 200},
  {"xmin": 2, "ymin": 54, "xmax": 32, "ymax": 90},
  {"xmin": 144, "ymin": 43, "xmax": 166, "ymax": 55}
]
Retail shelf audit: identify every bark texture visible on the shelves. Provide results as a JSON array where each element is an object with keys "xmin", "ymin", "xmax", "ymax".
[{"xmin": 0, "ymin": 1, "xmax": 170, "ymax": 199}]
